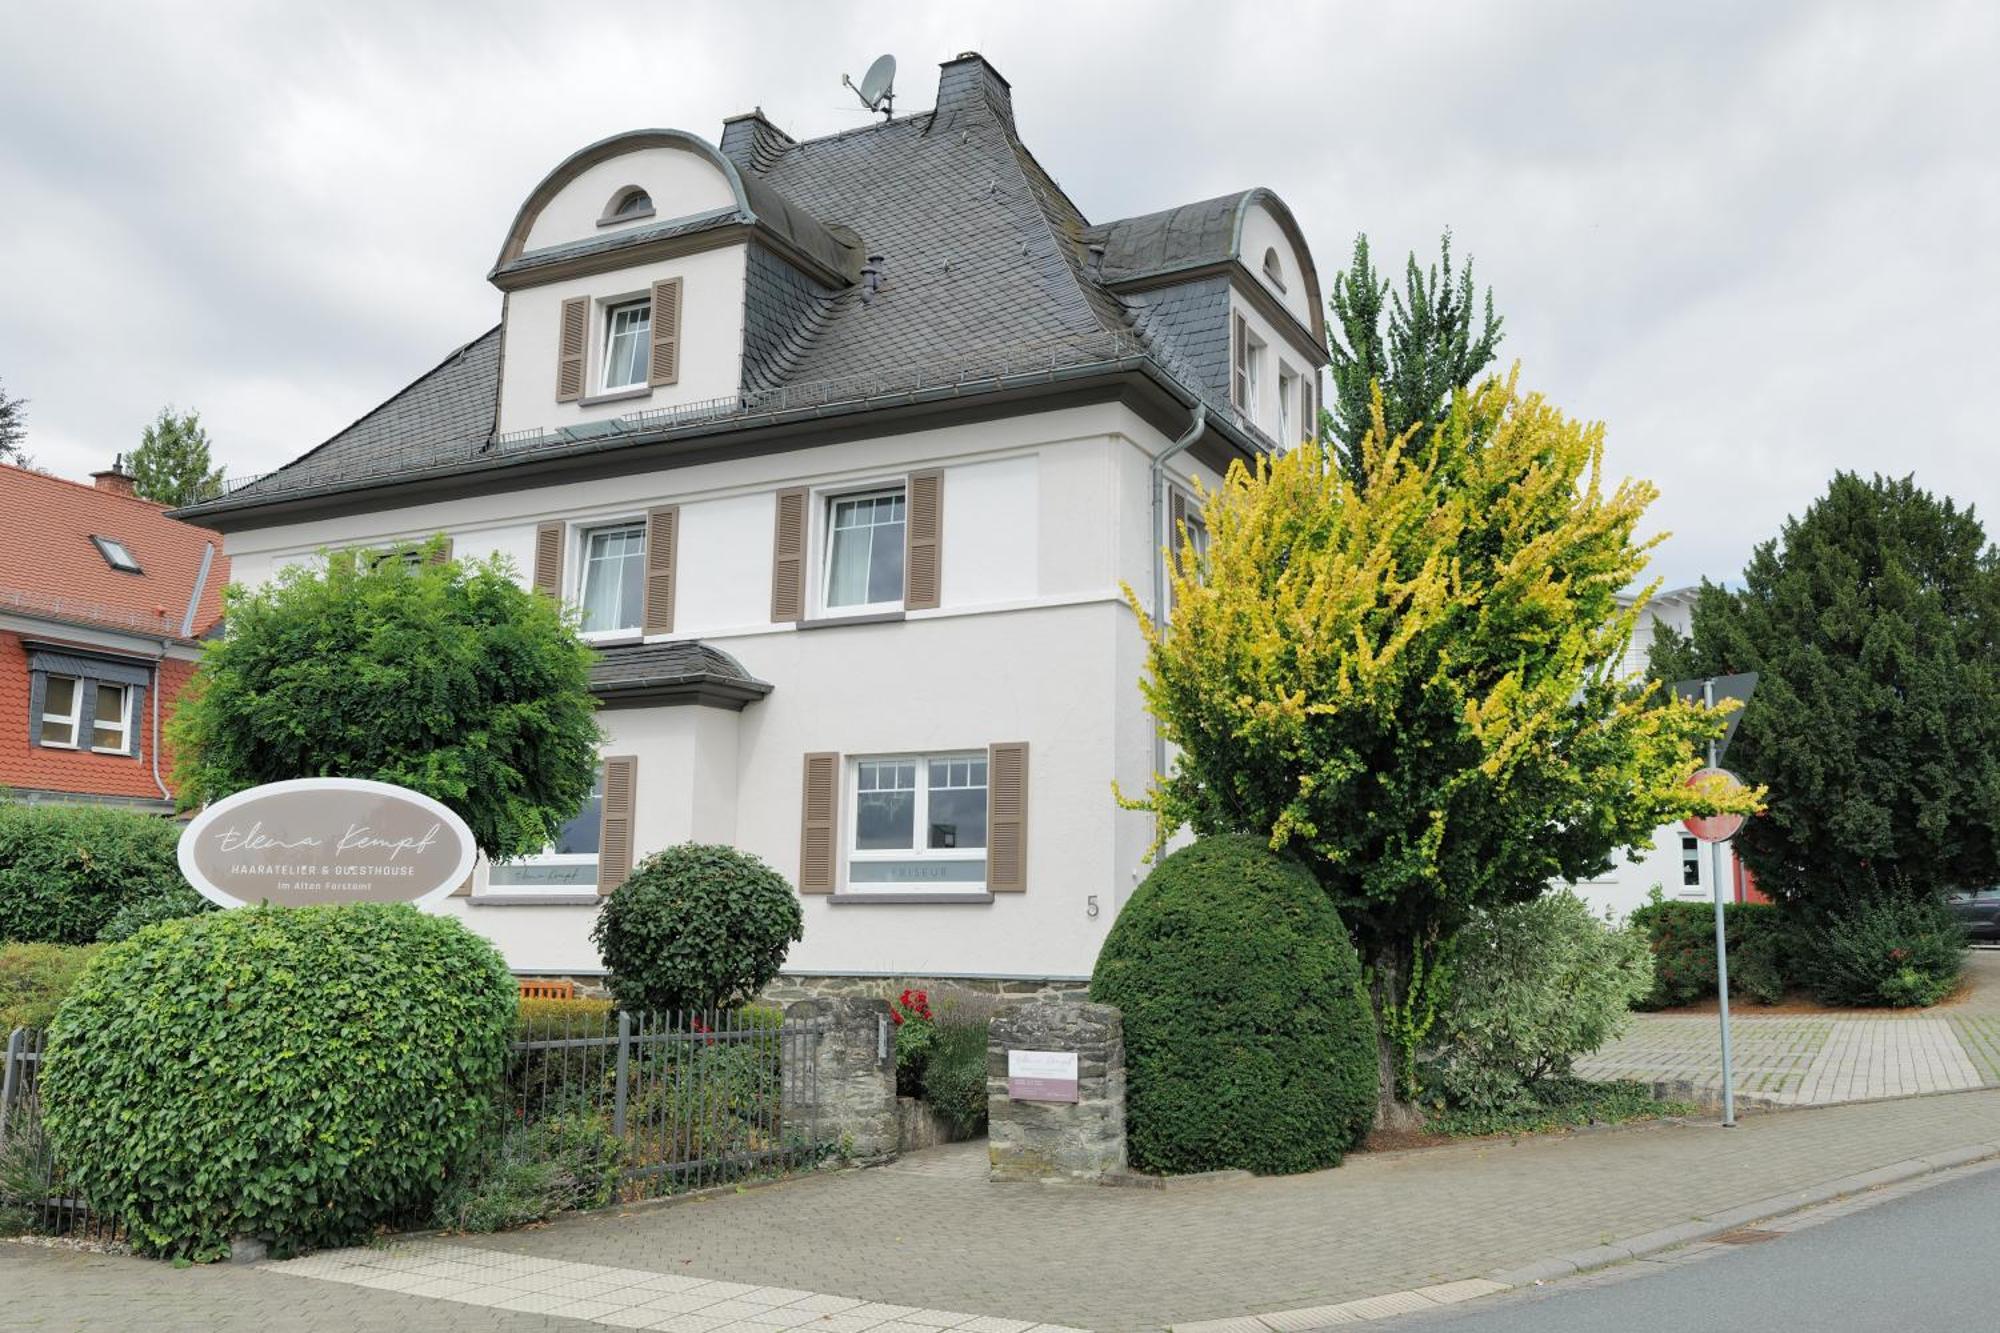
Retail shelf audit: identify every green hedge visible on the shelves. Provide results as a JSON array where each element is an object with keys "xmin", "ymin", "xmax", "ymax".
[
  {"xmin": 591, "ymin": 843, "xmax": 803, "ymax": 1013},
  {"xmin": 41, "ymin": 905, "xmax": 516, "ymax": 1260},
  {"xmin": 0, "ymin": 942, "xmax": 99, "ymax": 1030},
  {"xmin": 1090, "ymin": 836, "xmax": 1377, "ymax": 1175},
  {"xmin": 0, "ymin": 803, "xmax": 184, "ymax": 944},
  {"xmin": 1629, "ymin": 897, "xmax": 1790, "ymax": 1008}
]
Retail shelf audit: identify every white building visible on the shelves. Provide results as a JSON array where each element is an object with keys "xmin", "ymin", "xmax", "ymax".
[
  {"xmin": 1566, "ymin": 586, "xmax": 1761, "ymax": 920},
  {"xmin": 184, "ymin": 53, "xmax": 1329, "ymax": 990}
]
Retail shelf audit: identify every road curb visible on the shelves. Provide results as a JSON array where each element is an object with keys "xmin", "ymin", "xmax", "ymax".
[
  {"xmin": 1174, "ymin": 1138, "xmax": 2000, "ymax": 1332},
  {"xmin": 1485, "ymin": 1138, "xmax": 2000, "ymax": 1287}
]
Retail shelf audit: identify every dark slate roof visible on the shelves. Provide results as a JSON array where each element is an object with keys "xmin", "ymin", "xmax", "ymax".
[
  {"xmin": 193, "ymin": 55, "xmax": 1309, "ymax": 517},
  {"xmin": 590, "ymin": 640, "xmax": 772, "ymax": 710}
]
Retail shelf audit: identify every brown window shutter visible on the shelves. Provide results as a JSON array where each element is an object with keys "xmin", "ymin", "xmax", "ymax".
[
  {"xmin": 1230, "ymin": 313, "xmax": 1246, "ymax": 409},
  {"xmin": 1169, "ymin": 489, "xmax": 1190, "ymax": 576},
  {"xmin": 904, "ymin": 469, "xmax": 943, "ymax": 610},
  {"xmin": 642, "ymin": 505, "xmax": 679, "ymax": 635},
  {"xmin": 986, "ymin": 741, "xmax": 1029, "ymax": 892},
  {"xmin": 598, "ymin": 755, "xmax": 638, "ymax": 896},
  {"xmin": 533, "ymin": 521, "xmax": 565, "ymax": 598},
  {"xmin": 557, "ymin": 297, "xmax": 588, "ymax": 402},
  {"xmin": 770, "ymin": 487, "xmax": 807, "ymax": 622},
  {"xmin": 429, "ymin": 536, "xmax": 454, "ymax": 565},
  {"xmin": 648, "ymin": 277, "xmax": 682, "ymax": 387},
  {"xmin": 799, "ymin": 751, "xmax": 839, "ymax": 893}
]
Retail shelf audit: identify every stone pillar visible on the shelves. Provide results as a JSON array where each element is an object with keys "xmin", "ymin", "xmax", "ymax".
[
  {"xmin": 987, "ymin": 1000, "xmax": 1126, "ymax": 1183},
  {"xmin": 783, "ymin": 997, "xmax": 898, "ymax": 1164}
]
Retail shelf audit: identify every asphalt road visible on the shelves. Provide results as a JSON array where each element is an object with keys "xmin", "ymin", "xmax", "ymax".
[{"xmin": 1393, "ymin": 1164, "xmax": 2000, "ymax": 1333}]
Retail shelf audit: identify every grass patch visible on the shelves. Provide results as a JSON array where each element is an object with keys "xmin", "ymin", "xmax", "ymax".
[{"xmin": 1426, "ymin": 1077, "xmax": 1695, "ymax": 1139}]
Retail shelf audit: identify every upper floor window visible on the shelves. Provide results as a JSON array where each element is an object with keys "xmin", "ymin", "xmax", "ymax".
[
  {"xmin": 578, "ymin": 521, "xmax": 645, "ymax": 633},
  {"xmin": 1262, "ymin": 247, "xmax": 1286, "ymax": 292},
  {"xmin": 1232, "ymin": 316, "xmax": 1266, "ymax": 417},
  {"xmin": 35, "ymin": 674, "xmax": 134, "ymax": 754},
  {"xmin": 37, "ymin": 675, "xmax": 83, "ymax": 748},
  {"xmin": 600, "ymin": 186, "xmax": 655, "ymax": 225},
  {"xmin": 603, "ymin": 301, "xmax": 652, "ymax": 391},
  {"xmin": 825, "ymin": 488, "xmax": 906, "ymax": 611},
  {"xmin": 1278, "ymin": 366, "xmax": 1297, "ymax": 443}
]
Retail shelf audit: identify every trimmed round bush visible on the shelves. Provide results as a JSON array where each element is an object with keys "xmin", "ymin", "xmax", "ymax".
[
  {"xmin": 591, "ymin": 843, "xmax": 803, "ymax": 1013},
  {"xmin": 40, "ymin": 905, "xmax": 516, "ymax": 1260},
  {"xmin": 0, "ymin": 803, "xmax": 183, "ymax": 944},
  {"xmin": 1090, "ymin": 835, "xmax": 1377, "ymax": 1175}
]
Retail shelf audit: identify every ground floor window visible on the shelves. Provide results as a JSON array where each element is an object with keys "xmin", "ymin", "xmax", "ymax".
[
  {"xmin": 849, "ymin": 752, "xmax": 987, "ymax": 890},
  {"xmin": 1681, "ymin": 833, "xmax": 1702, "ymax": 888},
  {"xmin": 488, "ymin": 765, "xmax": 604, "ymax": 890}
]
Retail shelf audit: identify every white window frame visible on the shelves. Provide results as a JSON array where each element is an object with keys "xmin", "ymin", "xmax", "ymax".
[
  {"xmin": 1277, "ymin": 365, "xmax": 1297, "ymax": 444},
  {"xmin": 574, "ymin": 519, "xmax": 647, "ymax": 638},
  {"xmin": 485, "ymin": 763, "xmax": 605, "ymax": 895},
  {"xmin": 90, "ymin": 681, "xmax": 133, "ymax": 755},
  {"xmin": 1242, "ymin": 327, "xmax": 1266, "ymax": 426},
  {"xmin": 1680, "ymin": 833, "xmax": 1704, "ymax": 894},
  {"xmin": 37, "ymin": 674, "xmax": 84, "ymax": 749},
  {"xmin": 818, "ymin": 483, "xmax": 908, "ymax": 617},
  {"xmin": 845, "ymin": 751, "xmax": 989, "ymax": 893},
  {"xmin": 601, "ymin": 298, "xmax": 652, "ymax": 392}
]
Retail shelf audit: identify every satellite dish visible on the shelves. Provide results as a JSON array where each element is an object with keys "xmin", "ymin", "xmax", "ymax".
[{"xmin": 842, "ymin": 54, "xmax": 897, "ymax": 118}]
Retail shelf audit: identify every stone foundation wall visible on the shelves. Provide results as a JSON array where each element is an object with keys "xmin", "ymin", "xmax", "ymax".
[
  {"xmin": 760, "ymin": 974, "xmax": 1091, "ymax": 1007},
  {"xmin": 987, "ymin": 1000, "xmax": 1126, "ymax": 1183}
]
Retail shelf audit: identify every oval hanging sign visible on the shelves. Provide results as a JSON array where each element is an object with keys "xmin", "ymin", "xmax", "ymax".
[{"xmin": 178, "ymin": 778, "xmax": 477, "ymax": 909}]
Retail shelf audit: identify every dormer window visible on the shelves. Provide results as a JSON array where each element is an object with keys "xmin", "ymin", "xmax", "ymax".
[
  {"xmin": 91, "ymin": 535, "xmax": 142, "ymax": 573},
  {"xmin": 603, "ymin": 301, "xmax": 652, "ymax": 390},
  {"xmin": 1262, "ymin": 247, "xmax": 1287, "ymax": 292},
  {"xmin": 600, "ymin": 186, "xmax": 655, "ymax": 226}
]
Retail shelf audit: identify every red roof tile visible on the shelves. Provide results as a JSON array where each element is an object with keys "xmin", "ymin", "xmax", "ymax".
[{"xmin": 0, "ymin": 464, "xmax": 229, "ymax": 638}]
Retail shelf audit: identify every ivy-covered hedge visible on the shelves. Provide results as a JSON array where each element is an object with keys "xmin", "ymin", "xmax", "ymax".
[
  {"xmin": 0, "ymin": 803, "xmax": 184, "ymax": 944},
  {"xmin": 40, "ymin": 905, "xmax": 516, "ymax": 1260},
  {"xmin": 1090, "ymin": 836, "xmax": 1377, "ymax": 1175}
]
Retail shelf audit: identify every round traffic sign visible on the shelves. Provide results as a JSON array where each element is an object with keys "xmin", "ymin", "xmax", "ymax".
[{"xmin": 1682, "ymin": 767, "xmax": 1747, "ymax": 843}]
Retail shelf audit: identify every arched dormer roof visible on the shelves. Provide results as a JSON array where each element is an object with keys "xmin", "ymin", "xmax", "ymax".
[
  {"xmin": 490, "ymin": 128, "xmax": 858, "ymax": 287},
  {"xmin": 1085, "ymin": 187, "xmax": 1324, "ymax": 346}
]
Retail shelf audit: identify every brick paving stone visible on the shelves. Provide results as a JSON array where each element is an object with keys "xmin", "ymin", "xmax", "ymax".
[{"xmin": 14, "ymin": 1081, "xmax": 2000, "ymax": 1332}]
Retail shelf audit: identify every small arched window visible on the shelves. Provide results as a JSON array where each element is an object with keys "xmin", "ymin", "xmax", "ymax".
[
  {"xmin": 1261, "ymin": 247, "xmax": 1287, "ymax": 292},
  {"xmin": 601, "ymin": 186, "xmax": 654, "ymax": 224}
]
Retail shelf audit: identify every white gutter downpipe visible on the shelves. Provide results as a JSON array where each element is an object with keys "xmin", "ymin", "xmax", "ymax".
[{"xmin": 1149, "ymin": 401, "xmax": 1207, "ymax": 781}]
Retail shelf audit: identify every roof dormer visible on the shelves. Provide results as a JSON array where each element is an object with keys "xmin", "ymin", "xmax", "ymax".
[{"xmin": 488, "ymin": 129, "xmax": 857, "ymax": 441}]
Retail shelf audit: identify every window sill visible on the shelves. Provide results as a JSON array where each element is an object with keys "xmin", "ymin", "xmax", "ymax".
[
  {"xmin": 578, "ymin": 385, "xmax": 652, "ymax": 408},
  {"xmin": 468, "ymin": 892, "xmax": 604, "ymax": 907},
  {"xmin": 798, "ymin": 610, "xmax": 906, "ymax": 631},
  {"xmin": 581, "ymin": 630, "xmax": 644, "ymax": 645},
  {"xmin": 828, "ymin": 892, "xmax": 995, "ymax": 905}
]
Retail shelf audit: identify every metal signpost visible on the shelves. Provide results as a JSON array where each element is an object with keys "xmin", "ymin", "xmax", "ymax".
[{"xmin": 1675, "ymin": 673, "xmax": 1757, "ymax": 1129}]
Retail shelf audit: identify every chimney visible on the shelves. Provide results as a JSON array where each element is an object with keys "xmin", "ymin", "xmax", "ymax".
[
  {"xmin": 934, "ymin": 52, "xmax": 1014, "ymax": 134},
  {"xmin": 719, "ymin": 107, "xmax": 796, "ymax": 174},
  {"xmin": 92, "ymin": 454, "xmax": 138, "ymax": 498}
]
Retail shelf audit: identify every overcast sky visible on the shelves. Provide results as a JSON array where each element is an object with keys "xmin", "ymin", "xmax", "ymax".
[{"xmin": 3, "ymin": 0, "xmax": 1995, "ymax": 586}]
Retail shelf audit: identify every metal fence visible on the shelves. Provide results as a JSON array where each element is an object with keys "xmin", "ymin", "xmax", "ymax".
[
  {"xmin": 1, "ymin": 1008, "xmax": 830, "ymax": 1235},
  {"xmin": 507, "ymin": 1006, "xmax": 829, "ymax": 1202},
  {"xmin": 1, "ymin": 1027, "xmax": 114, "ymax": 1239}
]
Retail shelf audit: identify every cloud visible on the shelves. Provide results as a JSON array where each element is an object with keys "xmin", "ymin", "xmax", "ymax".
[{"xmin": 2, "ymin": 0, "xmax": 1994, "ymax": 586}]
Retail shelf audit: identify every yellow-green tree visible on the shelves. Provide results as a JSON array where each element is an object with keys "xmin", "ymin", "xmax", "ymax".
[{"xmin": 1127, "ymin": 371, "xmax": 1756, "ymax": 1126}]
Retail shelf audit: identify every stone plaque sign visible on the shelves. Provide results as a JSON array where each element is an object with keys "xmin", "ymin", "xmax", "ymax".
[
  {"xmin": 1007, "ymin": 1048, "xmax": 1080, "ymax": 1102},
  {"xmin": 178, "ymin": 778, "xmax": 477, "ymax": 909}
]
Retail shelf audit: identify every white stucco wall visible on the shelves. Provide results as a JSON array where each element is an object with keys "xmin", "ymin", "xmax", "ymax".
[
  {"xmin": 1239, "ymin": 199, "xmax": 1313, "ymax": 330},
  {"xmin": 521, "ymin": 144, "xmax": 738, "ymax": 254},
  {"xmin": 221, "ymin": 400, "xmax": 1235, "ymax": 981},
  {"xmin": 497, "ymin": 243, "xmax": 748, "ymax": 439}
]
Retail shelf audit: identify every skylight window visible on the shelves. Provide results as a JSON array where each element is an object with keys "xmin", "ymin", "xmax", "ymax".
[{"xmin": 91, "ymin": 535, "xmax": 142, "ymax": 573}]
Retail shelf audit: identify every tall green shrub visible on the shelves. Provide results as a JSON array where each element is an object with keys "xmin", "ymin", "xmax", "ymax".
[
  {"xmin": 1424, "ymin": 892, "xmax": 1652, "ymax": 1114},
  {"xmin": 1090, "ymin": 836, "xmax": 1377, "ymax": 1175},
  {"xmin": 40, "ymin": 905, "xmax": 516, "ymax": 1260},
  {"xmin": 1794, "ymin": 897, "xmax": 1966, "ymax": 1008},
  {"xmin": 591, "ymin": 844, "xmax": 803, "ymax": 1013},
  {"xmin": 0, "ymin": 804, "xmax": 182, "ymax": 944}
]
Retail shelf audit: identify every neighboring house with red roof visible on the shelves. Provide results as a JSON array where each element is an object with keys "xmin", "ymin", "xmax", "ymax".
[{"xmin": 0, "ymin": 461, "xmax": 227, "ymax": 812}]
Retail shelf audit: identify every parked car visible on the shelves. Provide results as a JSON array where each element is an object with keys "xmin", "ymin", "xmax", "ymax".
[{"xmin": 1946, "ymin": 887, "xmax": 2000, "ymax": 942}]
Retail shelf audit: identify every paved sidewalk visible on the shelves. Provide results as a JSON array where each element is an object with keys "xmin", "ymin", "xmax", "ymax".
[
  {"xmin": 11, "ymin": 1088, "xmax": 2000, "ymax": 1331},
  {"xmin": 1573, "ymin": 949, "xmax": 2000, "ymax": 1104}
]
